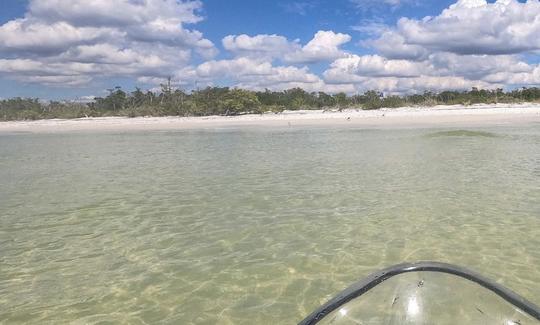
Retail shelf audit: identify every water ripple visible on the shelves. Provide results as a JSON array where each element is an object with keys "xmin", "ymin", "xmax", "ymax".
[{"xmin": 1, "ymin": 126, "xmax": 539, "ymax": 324}]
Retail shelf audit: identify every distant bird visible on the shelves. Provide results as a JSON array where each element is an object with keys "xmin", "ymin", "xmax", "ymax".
[{"xmin": 347, "ymin": 117, "xmax": 351, "ymax": 121}]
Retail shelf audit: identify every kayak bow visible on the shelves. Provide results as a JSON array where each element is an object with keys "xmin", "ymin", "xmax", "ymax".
[{"xmin": 300, "ymin": 261, "xmax": 540, "ymax": 325}]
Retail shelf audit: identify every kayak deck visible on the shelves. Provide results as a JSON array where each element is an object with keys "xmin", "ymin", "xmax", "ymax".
[{"xmin": 300, "ymin": 262, "xmax": 540, "ymax": 325}]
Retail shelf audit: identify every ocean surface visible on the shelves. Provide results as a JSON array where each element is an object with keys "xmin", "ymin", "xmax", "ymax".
[{"xmin": 1, "ymin": 124, "xmax": 539, "ymax": 324}]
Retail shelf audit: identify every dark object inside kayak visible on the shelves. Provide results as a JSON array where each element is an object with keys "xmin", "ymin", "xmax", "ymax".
[{"xmin": 299, "ymin": 262, "xmax": 540, "ymax": 325}]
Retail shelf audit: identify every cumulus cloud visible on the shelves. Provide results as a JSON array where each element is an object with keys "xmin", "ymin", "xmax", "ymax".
[
  {"xmin": 28, "ymin": 0, "xmax": 204, "ymax": 27},
  {"xmin": 0, "ymin": 58, "xmax": 96, "ymax": 86},
  {"xmin": 284, "ymin": 31, "xmax": 352, "ymax": 64},
  {"xmin": 222, "ymin": 31, "xmax": 351, "ymax": 64},
  {"xmin": 192, "ymin": 57, "xmax": 354, "ymax": 93},
  {"xmin": 323, "ymin": 0, "xmax": 540, "ymax": 94},
  {"xmin": 215, "ymin": 0, "xmax": 540, "ymax": 95},
  {"xmin": 490, "ymin": 66, "xmax": 540, "ymax": 86},
  {"xmin": 367, "ymin": 32, "xmax": 429, "ymax": 60},
  {"xmin": 370, "ymin": 0, "xmax": 540, "ymax": 57},
  {"xmin": 222, "ymin": 34, "xmax": 300, "ymax": 60},
  {"xmin": 0, "ymin": 0, "xmax": 217, "ymax": 86},
  {"xmin": 1, "ymin": 0, "xmax": 539, "ymax": 95},
  {"xmin": 195, "ymin": 57, "xmax": 319, "ymax": 87},
  {"xmin": 208, "ymin": 31, "xmax": 354, "ymax": 92},
  {"xmin": 0, "ymin": 20, "xmax": 115, "ymax": 56},
  {"xmin": 323, "ymin": 51, "xmax": 540, "ymax": 94},
  {"xmin": 428, "ymin": 52, "xmax": 533, "ymax": 80},
  {"xmin": 325, "ymin": 54, "xmax": 430, "ymax": 80},
  {"xmin": 360, "ymin": 76, "xmax": 494, "ymax": 95}
]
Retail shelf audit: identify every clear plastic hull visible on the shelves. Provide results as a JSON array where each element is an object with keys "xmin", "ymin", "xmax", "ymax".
[
  {"xmin": 319, "ymin": 272, "xmax": 538, "ymax": 325},
  {"xmin": 300, "ymin": 262, "xmax": 540, "ymax": 325}
]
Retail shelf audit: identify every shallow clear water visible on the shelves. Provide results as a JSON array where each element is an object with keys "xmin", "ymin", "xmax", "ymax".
[{"xmin": 1, "ymin": 125, "xmax": 539, "ymax": 324}]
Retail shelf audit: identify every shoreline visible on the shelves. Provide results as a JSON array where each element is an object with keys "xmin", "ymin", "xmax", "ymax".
[{"xmin": 1, "ymin": 103, "xmax": 540, "ymax": 133}]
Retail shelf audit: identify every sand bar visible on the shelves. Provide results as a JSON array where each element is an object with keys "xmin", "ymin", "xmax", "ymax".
[{"xmin": 1, "ymin": 103, "xmax": 540, "ymax": 133}]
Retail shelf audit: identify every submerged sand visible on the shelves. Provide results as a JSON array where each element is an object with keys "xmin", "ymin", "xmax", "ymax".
[{"xmin": 1, "ymin": 103, "xmax": 540, "ymax": 133}]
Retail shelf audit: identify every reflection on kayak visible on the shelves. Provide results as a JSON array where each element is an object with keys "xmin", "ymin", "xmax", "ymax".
[{"xmin": 300, "ymin": 262, "xmax": 540, "ymax": 325}]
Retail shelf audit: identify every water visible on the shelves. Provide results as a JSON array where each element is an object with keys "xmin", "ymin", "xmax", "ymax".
[{"xmin": 1, "ymin": 125, "xmax": 539, "ymax": 324}]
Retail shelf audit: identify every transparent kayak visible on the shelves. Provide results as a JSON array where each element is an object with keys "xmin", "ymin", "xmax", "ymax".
[{"xmin": 299, "ymin": 262, "xmax": 540, "ymax": 325}]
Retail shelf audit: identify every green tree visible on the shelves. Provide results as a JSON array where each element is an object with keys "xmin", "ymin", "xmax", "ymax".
[{"xmin": 221, "ymin": 89, "xmax": 261, "ymax": 115}]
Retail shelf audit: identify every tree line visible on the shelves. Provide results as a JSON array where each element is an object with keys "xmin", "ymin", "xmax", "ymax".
[{"xmin": 1, "ymin": 83, "xmax": 540, "ymax": 121}]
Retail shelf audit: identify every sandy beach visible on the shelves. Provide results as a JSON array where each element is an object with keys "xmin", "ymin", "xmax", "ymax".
[{"xmin": 1, "ymin": 103, "xmax": 540, "ymax": 133}]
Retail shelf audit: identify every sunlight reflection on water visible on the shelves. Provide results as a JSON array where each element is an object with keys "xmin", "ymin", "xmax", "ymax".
[{"xmin": 0, "ymin": 125, "xmax": 539, "ymax": 324}]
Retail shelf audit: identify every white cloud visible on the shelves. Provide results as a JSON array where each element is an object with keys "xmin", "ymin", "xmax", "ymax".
[
  {"xmin": 222, "ymin": 31, "xmax": 351, "ymax": 64},
  {"xmin": 367, "ymin": 32, "xmax": 429, "ymax": 60},
  {"xmin": 359, "ymin": 76, "xmax": 495, "ymax": 95},
  {"xmin": 323, "ymin": 52, "xmax": 540, "ymax": 94},
  {"xmin": 0, "ymin": 58, "xmax": 96, "ymax": 86},
  {"xmin": 222, "ymin": 34, "xmax": 300, "ymax": 60},
  {"xmin": 200, "ymin": 31, "xmax": 355, "ymax": 92},
  {"xmin": 333, "ymin": 0, "xmax": 540, "ymax": 94},
  {"xmin": 371, "ymin": 0, "xmax": 540, "ymax": 57},
  {"xmin": 28, "ymin": 0, "xmax": 204, "ymax": 27},
  {"xmin": 480, "ymin": 64, "xmax": 540, "ymax": 86},
  {"xmin": 325, "ymin": 54, "xmax": 430, "ymax": 80},
  {"xmin": 284, "ymin": 31, "xmax": 352, "ymax": 64},
  {"xmin": 428, "ymin": 52, "xmax": 533, "ymax": 80},
  {"xmin": 0, "ymin": 0, "xmax": 217, "ymax": 86},
  {"xmin": 0, "ymin": 0, "xmax": 539, "ymax": 95},
  {"xmin": 193, "ymin": 57, "xmax": 354, "ymax": 93},
  {"xmin": 0, "ymin": 20, "xmax": 115, "ymax": 55},
  {"xmin": 196, "ymin": 57, "xmax": 318, "ymax": 84}
]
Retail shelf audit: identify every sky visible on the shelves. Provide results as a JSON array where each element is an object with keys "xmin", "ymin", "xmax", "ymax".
[{"xmin": 0, "ymin": 0, "xmax": 539, "ymax": 99}]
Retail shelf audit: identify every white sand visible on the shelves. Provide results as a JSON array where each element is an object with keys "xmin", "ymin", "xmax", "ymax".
[{"xmin": 1, "ymin": 103, "xmax": 540, "ymax": 133}]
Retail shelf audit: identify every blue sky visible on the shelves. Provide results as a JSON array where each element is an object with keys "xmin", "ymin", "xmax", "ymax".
[
  {"xmin": 0, "ymin": 0, "xmax": 539, "ymax": 99},
  {"xmin": 198, "ymin": 1, "xmax": 450, "ymax": 44}
]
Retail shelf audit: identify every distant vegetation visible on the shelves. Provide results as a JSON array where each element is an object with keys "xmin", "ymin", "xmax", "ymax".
[{"xmin": 1, "ymin": 82, "xmax": 540, "ymax": 121}]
